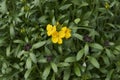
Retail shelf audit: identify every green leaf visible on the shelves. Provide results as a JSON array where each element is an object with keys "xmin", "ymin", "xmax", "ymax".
[
  {"xmin": 73, "ymin": 33, "xmax": 83, "ymax": 41},
  {"xmin": 50, "ymin": 62, "xmax": 58, "ymax": 73},
  {"xmin": 83, "ymin": 11, "xmax": 92, "ymax": 19},
  {"xmin": 76, "ymin": 49, "xmax": 84, "ymax": 61},
  {"xmin": 24, "ymin": 68, "xmax": 32, "ymax": 79},
  {"xmin": 74, "ymin": 63, "xmax": 81, "ymax": 76},
  {"xmin": 51, "ymin": 73, "xmax": 55, "ymax": 80},
  {"xmin": 84, "ymin": 43, "xmax": 89, "ymax": 55},
  {"xmin": 57, "ymin": 62, "xmax": 70, "ymax": 67},
  {"xmin": 90, "ymin": 43, "xmax": 103, "ymax": 50},
  {"xmin": 30, "ymin": 53, "xmax": 37, "ymax": 63},
  {"xmin": 63, "ymin": 69, "xmax": 71, "ymax": 80},
  {"xmin": 10, "ymin": 24, "xmax": 15, "ymax": 39},
  {"xmin": 65, "ymin": 57, "xmax": 76, "ymax": 62},
  {"xmin": 0, "ymin": 0, "xmax": 7, "ymax": 14},
  {"xmin": 71, "ymin": 0, "xmax": 81, "ymax": 5},
  {"xmin": 105, "ymin": 49, "xmax": 115, "ymax": 60},
  {"xmin": 45, "ymin": 47, "xmax": 51, "ymax": 55},
  {"xmin": 26, "ymin": 58, "xmax": 32, "ymax": 69},
  {"xmin": 79, "ymin": 1, "xmax": 88, "ymax": 8},
  {"xmin": 88, "ymin": 56, "xmax": 100, "ymax": 68},
  {"xmin": 101, "ymin": 55, "xmax": 110, "ymax": 66},
  {"xmin": 42, "ymin": 65, "xmax": 51, "ymax": 80},
  {"xmin": 6, "ymin": 45, "xmax": 11, "ymax": 57},
  {"xmin": 13, "ymin": 40, "xmax": 24, "ymax": 44},
  {"xmin": 74, "ymin": 18, "xmax": 81, "ymax": 24},
  {"xmin": 58, "ymin": 45, "xmax": 63, "ymax": 54},
  {"xmin": 32, "ymin": 41, "xmax": 46, "ymax": 49},
  {"xmin": 105, "ymin": 69, "xmax": 114, "ymax": 80},
  {"xmin": 59, "ymin": 4, "xmax": 72, "ymax": 10},
  {"xmin": 115, "ymin": 45, "xmax": 120, "ymax": 51}
]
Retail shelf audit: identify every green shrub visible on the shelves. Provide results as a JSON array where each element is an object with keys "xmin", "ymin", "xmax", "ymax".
[{"xmin": 0, "ymin": 0, "xmax": 120, "ymax": 80}]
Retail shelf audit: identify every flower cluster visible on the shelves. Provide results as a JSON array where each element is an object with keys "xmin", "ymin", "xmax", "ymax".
[{"xmin": 46, "ymin": 24, "xmax": 71, "ymax": 44}]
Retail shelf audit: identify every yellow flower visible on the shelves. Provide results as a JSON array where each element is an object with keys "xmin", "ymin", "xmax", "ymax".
[
  {"xmin": 61, "ymin": 27, "xmax": 71, "ymax": 39},
  {"xmin": 46, "ymin": 24, "xmax": 56, "ymax": 36},
  {"xmin": 52, "ymin": 31, "xmax": 64, "ymax": 44},
  {"xmin": 105, "ymin": 2, "xmax": 110, "ymax": 9},
  {"xmin": 20, "ymin": 28, "xmax": 25, "ymax": 33}
]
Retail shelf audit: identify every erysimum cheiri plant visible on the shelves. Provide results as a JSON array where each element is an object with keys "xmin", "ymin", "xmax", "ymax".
[
  {"xmin": 46, "ymin": 23, "xmax": 71, "ymax": 44},
  {"xmin": 0, "ymin": 0, "xmax": 120, "ymax": 80}
]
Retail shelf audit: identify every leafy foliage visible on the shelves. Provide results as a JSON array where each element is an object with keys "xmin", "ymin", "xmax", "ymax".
[{"xmin": 0, "ymin": 0, "xmax": 120, "ymax": 80}]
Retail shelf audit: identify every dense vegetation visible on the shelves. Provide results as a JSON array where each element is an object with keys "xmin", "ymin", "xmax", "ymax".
[{"xmin": 0, "ymin": 0, "xmax": 120, "ymax": 80}]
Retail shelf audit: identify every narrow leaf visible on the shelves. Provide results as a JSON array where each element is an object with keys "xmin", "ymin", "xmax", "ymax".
[
  {"xmin": 26, "ymin": 58, "xmax": 32, "ymax": 69},
  {"xmin": 74, "ymin": 64, "xmax": 81, "ymax": 76},
  {"xmin": 42, "ymin": 65, "xmax": 51, "ymax": 80},
  {"xmin": 76, "ymin": 49, "xmax": 84, "ymax": 61},
  {"xmin": 32, "ymin": 41, "xmax": 46, "ymax": 49},
  {"xmin": 88, "ymin": 56, "xmax": 100, "ymax": 68},
  {"xmin": 51, "ymin": 62, "xmax": 58, "ymax": 73},
  {"xmin": 90, "ymin": 43, "xmax": 103, "ymax": 50},
  {"xmin": 24, "ymin": 68, "xmax": 32, "ymax": 79},
  {"xmin": 30, "ymin": 53, "xmax": 37, "ymax": 63},
  {"xmin": 65, "ymin": 57, "xmax": 76, "ymax": 62}
]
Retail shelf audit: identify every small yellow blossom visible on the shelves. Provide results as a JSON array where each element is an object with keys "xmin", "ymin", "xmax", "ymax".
[
  {"xmin": 46, "ymin": 24, "xmax": 56, "ymax": 36},
  {"xmin": 52, "ymin": 31, "xmax": 64, "ymax": 44},
  {"xmin": 105, "ymin": 2, "xmax": 110, "ymax": 9},
  {"xmin": 46, "ymin": 23, "xmax": 71, "ymax": 44},
  {"xmin": 20, "ymin": 28, "xmax": 25, "ymax": 33},
  {"xmin": 61, "ymin": 27, "xmax": 71, "ymax": 39}
]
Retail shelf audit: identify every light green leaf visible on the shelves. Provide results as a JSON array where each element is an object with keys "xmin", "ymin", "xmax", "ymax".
[
  {"xmin": 51, "ymin": 62, "xmax": 58, "ymax": 73},
  {"xmin": 63, "ymin": 69, "xmax": 71, "ymax": 80},
  {"xmin": 26, "ymin": 58, "xmax": 32, "ymax": 69},
  {"xmin": 105, "ymin": 69, "xmax": 114, "ymax": 80},
  {"xmin": 73, "ymin": 33, "xmax": 83, "ymax": 41},
  {"xmin": 79, "ymin": 1, "xmax": 88, "ymax": 8},
  {"xmin": 105, "ymin": 49, "xmax": 115, "ymax": 60},
  {"xmin": 24, "ymin": 68, "xmax": 32, "ymax": 79},
  {"xmin": 84, "ymin": 43, "xmax": 89, "ymax": 55},
  {"xmin": 65, "ymin": 57, "xmax": 76, "ymax": 62},
  {"xmin": 74, "ymin": 18, "xmax": 81, "ymax": 24},
  {"xmin": 10, "ymin": 24, "xmax": 15, "ymax": 39},
  {"xmin": 30, "ymin": 53, "xmax": 37, "ymax": 63},
  {"xmin": 42, "ymin": 65, "xmax": 51, "ymax": 80},
  {"xmin": 101, "ymin": 55, "xmax": 110, "ymax": 66},
  {"xmin": 0, "ymin": 0, "xmax": 7, "ymax": 14},
  {"xmin": 88, "ymin": 56, "xmax": 100, "ymax": 68},
  {"xmin": 115, "ymin": 45, "xmax": 120, "ymax": 51},
  {"xmin": 59, "ymin": 4, "xmax": 72, "ymax": 10},
  {"xmin": 51, "ymin": 73, "xmax": 55, "ymax": 80},
  {"xmin": 13, "ymin": 40, "xmax": 24, "ymax": 44},
  {"xmin": 32, "ymin": 41, "xmax": 46, "ymax": 49},
  {"xmin": 90, "ymin": 43, "xmax": 103, "ymax": 50},
  {"xmin": 6, "ymin": 45, "xmax": 11, "ymax": 57},
  {"xmin": 76, "ymin": 49, "xmax": 84, "ymax": 61},
  {"xmin": 57, "ymin": 62, "xmax": 70, "ymax": 67},
  {"xmin": 74, "ymin": 64, "xmax": 81, "ymax": 76}
]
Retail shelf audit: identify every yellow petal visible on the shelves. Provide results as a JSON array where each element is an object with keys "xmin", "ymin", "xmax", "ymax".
[
  {"xmin": 65, "ymin": 33, "xmax": 71, "ymax": 39},
  {"xmin": 52, "ymin": 37, "xmax": 58, "ymax": 43},
  {"xmin": 61, "ymin": 27, "xmax": 67, "ymax": 31},
  {"xmin": 46, "ymin": 24, "xmax": 52, "ymax": 31},
  {"xmin": 52, "ymin": 31, "xmax": 58, "ymax": 37},
  {"xmin": 58, "ymin": 38, "xmax": 62, "ymax": 44},
  {"xmin": 47, "ymin": 31, "xmax": 51, "ymax": 36},
  {"xmin": 66, "ymin": 28, "xmax": 71, "ymax": 33},
  {"xmin": 59, "ymin": 31, "xmax": 65, "ymax": 38}
]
